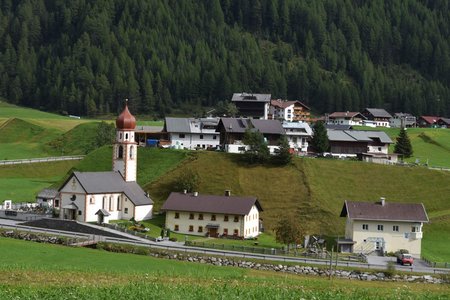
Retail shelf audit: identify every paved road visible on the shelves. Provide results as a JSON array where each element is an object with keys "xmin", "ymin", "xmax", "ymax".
[
  {"xmin": 0, "ymin": 155, "xmax": 84, "ymax": 166},
  {"xmin": 366, "ymin": 255, "xmax": 433, "ymax": 273},
  {"xmin": 1, "ymin": 218, "xmax": 448, "ymax": 275}
]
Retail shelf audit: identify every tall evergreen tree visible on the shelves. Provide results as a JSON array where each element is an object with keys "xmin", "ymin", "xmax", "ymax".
[
  {"xmin": 394, "ymin": 128, "xmax": 413, "ymax": 158},
  {"xmin": 311, "ymin": 121, "xmax": 329, "ymax": 153}
]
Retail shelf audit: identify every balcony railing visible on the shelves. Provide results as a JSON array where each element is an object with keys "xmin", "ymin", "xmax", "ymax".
[{"xmin": 410, "ymin": 232, "xmax": 423, "ymax": 239}]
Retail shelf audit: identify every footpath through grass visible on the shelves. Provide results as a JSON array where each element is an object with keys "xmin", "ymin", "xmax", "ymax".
[{"xmin": 0, "ymin": 238, "xmax": 448, "ymax": 300}]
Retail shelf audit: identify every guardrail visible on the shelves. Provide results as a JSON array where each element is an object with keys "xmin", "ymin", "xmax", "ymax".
[
  {"xmin": 0, "ymin": 155, "xmax": 85, "ymax": 165},
  {"xmin": 422, "ymin": 256, "xmax": 450, "ymax": 269}
]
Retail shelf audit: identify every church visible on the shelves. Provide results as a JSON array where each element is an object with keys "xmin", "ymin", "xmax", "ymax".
[{"xmin": 58, "ymin": 102, "xmax": 153, "ymax": 223}]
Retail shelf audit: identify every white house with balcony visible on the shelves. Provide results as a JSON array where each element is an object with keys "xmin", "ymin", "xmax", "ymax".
[
  {"xmin": 163, "ymin": 117, "xmax": 220, "ymax": 150},
  {"xmin": 338, "ymin": 198, "xmax": 428, "ymax": 256},
  {"xmin": 161, "ymin": 191, "xmax": 263, "ymax": 238},
  {"xmin": 327, "ymin": 112, "xmax": 366, "ymax": 126},
  {"xmin": 282, "ymin": 121, "xmax": 312, "ymax": 153}
]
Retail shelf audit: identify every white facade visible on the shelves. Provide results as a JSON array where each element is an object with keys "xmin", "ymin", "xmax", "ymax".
[
  {"xmin": 113, "ymin": 129, "xmax": 137, "ymax": 182},
  {"xmin": 224, "ymin": 143, "xmax": 279, "ymax": 154},
  {"xmin": 345, "ymin": 219, "xmax": 424, "ymax": 256},
  {"xmin": 328, "ymin": 117, "xmax": 363, "ymax": 126},
  {"xmin": 282, "ymin": 122, "xmax": 312, "ymax": 153},
  {"xmin": 170, "ymin": 132, "xmax": 219, "ymax": 150},
  {"xmin": 165, "ymin": 204, "xmax": 260, "ymax": 238},
  {"xmin": 367, "ymin": 144, "xmax": 389, "ymax": 155}
]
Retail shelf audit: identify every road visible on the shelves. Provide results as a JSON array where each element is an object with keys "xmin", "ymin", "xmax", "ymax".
[
  {"xmin": 0, "ymin": 219, "xmax": 448, "ymax": 275},
  {"xmin": 0, "ymin": 155, "xmax": 84, "ymax": 166}
]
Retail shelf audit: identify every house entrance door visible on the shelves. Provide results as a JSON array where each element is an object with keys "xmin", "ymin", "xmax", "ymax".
[
  {"xmin": 208, "ymin": 228, "xmax": 218, "ymax": 237},
  {"xmin": 69, "ymin": 209, "xmax": 77, "ymax": 220}
]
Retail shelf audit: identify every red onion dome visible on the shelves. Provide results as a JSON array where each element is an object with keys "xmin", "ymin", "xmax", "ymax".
[{"xmin": 116, "ymin": 102, "xmax": 136, "ymax": 130}]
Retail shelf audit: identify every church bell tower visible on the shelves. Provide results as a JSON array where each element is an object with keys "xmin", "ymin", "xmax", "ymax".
[{"xmin": 113, "ymin": 100, "xmax": 137, "ymax": 182}]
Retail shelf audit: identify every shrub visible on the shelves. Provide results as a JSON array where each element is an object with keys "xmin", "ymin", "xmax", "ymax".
[{"xmin": 384, "ymin": 261, "xmax": 396, "ymax": 278}]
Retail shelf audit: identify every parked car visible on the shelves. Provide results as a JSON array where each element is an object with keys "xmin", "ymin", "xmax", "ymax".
[{"xmin": 397, "ymin": 253, "xmax": 414, "ymax": 266}]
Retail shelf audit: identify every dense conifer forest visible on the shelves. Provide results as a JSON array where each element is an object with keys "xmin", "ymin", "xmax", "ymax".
[{"xmin": 0, "ymin": 0, "xmax": 449, "ymax": 117}]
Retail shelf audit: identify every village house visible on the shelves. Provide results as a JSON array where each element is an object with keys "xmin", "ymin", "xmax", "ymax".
[
  {"xmin": 36, "ymin": 188, "xmax": 60, "ymax": 208},
  {"xmin": 216, "ymin": 118, "xmax": 284, "ymax": 154},
  {"xmin": 361, "ymin": 108, "xmax": 392, "ymax": 127},
  {"xmin": 437, "ymin": 117, "xmax": 450, "ymax": 128},
  {"xmin": 339, "ymin": 198, "xmax": 428, "ymax": 257},
  {"xmin": 161, "ymin": 191, "xmax": 263, "ymax": 238},
  {"xmin": 269, "ymin": 99, "xmax": 310, "ymax": 122},
  {"xmin": 327, "ymin": 129, "xmax": 398, "ymax": 164},
  {"xmin": 133, "ymin": 125, "xmax": 165, "ymax": 147},
  {"xmin": 389, "ymin": 113, "xmax": 417, "ymax": 128},
  {"xmin": 417, "ymin": 116, "xmax": 440, "ymax": 128},
  {"xmin": 231, "ymin": 92, "xmax": 271, "ymax": 119},
  {"xmin": 282, "ymin": 121, "xmax": 312, "ymax": 154},
  {"xmin": 58, "ymin": 102, "xmax": 153, "ymax": 223},
  {"xmin": 327, "ymin": 112, "xmax": 366, "ymax": 126},
  {"xmin": 162, "ymin": 117, "xmax": 220, "ymax": 150}
]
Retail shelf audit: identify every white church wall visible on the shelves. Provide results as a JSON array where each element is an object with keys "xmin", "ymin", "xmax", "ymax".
[{"xmin": 134, "ymin": 205, "xmax": 153, "ymax": 221}]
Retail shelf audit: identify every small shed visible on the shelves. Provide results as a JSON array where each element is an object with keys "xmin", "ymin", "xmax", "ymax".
[{"xmin": 36, "ymin": 188, "xmax": 60, "ymax": 208}]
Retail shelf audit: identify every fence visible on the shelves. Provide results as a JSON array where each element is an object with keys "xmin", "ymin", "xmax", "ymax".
[
  {"xmin": 422, "ymin": 256, "xmax": 450, "ymax": 269},
  {"xmin": 0, "ymin": 155, "xmax": 85, "ymax": 165}
]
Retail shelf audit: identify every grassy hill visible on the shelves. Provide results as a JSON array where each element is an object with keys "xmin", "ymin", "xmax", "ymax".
[{"xmin": 0, "ymin": 238, "xmax": 448, "ymax": 299}]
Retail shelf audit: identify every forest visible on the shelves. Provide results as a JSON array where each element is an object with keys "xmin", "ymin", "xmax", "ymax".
[{"xmin": 0, "ymin": 0, "xmax": 449, "ymax": 117}]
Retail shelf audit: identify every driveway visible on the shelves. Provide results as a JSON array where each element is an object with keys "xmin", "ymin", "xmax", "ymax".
[{"xmin": 366, "ymin": 255, "xmax": 432, "ymax": 272}]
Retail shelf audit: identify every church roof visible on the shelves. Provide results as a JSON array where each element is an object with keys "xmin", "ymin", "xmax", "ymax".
[
  {"xmin": 116, "ymin": 102, "xmax": 136, "ymax": 130},
  {"xmin": 61, "ymin": 171, "xmax": 152, "ymax": 206}
]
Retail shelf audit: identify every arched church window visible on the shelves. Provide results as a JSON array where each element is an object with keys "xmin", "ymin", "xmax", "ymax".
[
  {"xmin": 130, "ymin": 146, "xmax": 134, "ymax": 159},
  {"xmin": 117, "ymin": 196, "xmax": 121, "ymax": 211},
  {"xmin": 109, "ymin": 196, "xmax": 113, "ymax": 211},
  {"xmin": 125, "ymin": 133, "xmax": 129, "ymax": 140},
  {"xmin": 118, "ymin": 146, "xmax": 123, "ymax": 158},
  {"xmin": 119, "ymin": 133, "xmax": 122, "ymax": 140}
]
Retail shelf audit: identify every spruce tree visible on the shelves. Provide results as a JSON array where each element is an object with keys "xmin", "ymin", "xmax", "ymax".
[
  {"xmin": 394, "ymin": 128, "xmax": 413, "ymax": 158},
  {"xmin": 274, "ymin": 135, "xmax": 291, "ymax": 165},
  {"xmin": 311, "ymin": 121, "xmax": 329, "ymax": 154}
]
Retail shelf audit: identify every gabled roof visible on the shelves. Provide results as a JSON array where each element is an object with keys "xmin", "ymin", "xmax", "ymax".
[
  {"xmin": 326, "ymin": 124, "xmax": 353, "ymax": 130},
  {"xmin": 37, "ymin": 188, "xmax": 59, "ymax": 199},
  {"xmin": 232, "ymin": 92, "xmax": 271, "ymax": 103},
  {"xmin": 282, "ymin": 121, "xmax": 313, "ymax": 135},
  {"xmin": 438, "ymin": 117, "xmax": 450, "ymax": 125},
  {"xmin": 270, "ymin": 99, "xmax": 310, "ymax": 110},
  {"xmin": 340, "ymin": 200, "xmax": 428, "ymax": 223},
  {"xmin": 329, "ymin": 112, "xmax": 365, "ymax": 119},
  {"xmin": 164, "ymin": 117, "xmax": 220, "ymax": 133},
  {"xmin": 60, "ymin": 171, "xmax": 153, "ymax": 206},
  {"xmin": 161, "ymin": 192, "xmax": 263, "ymax": 215},
  {"xmin": 327, "ymin": 130, "xmax": 393, "ymax": 144},
  {"xmin": 419, "ymin": 116, "xmax": 440, "ymax": 124},
  {"xmin": 218, "ymin": 118, "xmax": 284, "ymax": 135},
  {"xmin": 363, "ymin": 108, "xmax": 393, "ymax": 119}
]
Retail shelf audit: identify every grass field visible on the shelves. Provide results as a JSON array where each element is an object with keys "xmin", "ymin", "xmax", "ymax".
[
  {"xmin": 0, "ymin": 161, "xmax": 79, "ymax": 201},
  {"xmin": 0, "ymin": 238, "xmax": 448, "ymax": 299}
]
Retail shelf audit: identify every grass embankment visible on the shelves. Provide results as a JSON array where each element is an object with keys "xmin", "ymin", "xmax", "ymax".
[
  {"xmin": 0, "ymin": 238, "xmax": 448, "ymax": 299},
  {"xmin": 0, "ymin": 160, "xmax": 78, "ymax": 201},
  {"xmin": 354, "ymin": 126, "xmax": 450, "ymax": 168}
]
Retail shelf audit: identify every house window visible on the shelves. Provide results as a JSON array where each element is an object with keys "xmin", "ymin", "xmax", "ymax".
[
  {"xmin": 175, "ymin": 212, "xmax": 180, "ymax": 219},
  {"xmin": 238, "ymin": 146, "xmax": 246, "ymax": 151},
  {"xmin": 224, "ymin": 215, "xmax": 229, "ymax": 222},
  {"xmin": 223, "ymin": 228, "xmax": 228, "ymax": 235},
  {"xmin": 198, "ymin": 214, "xmax": 203, "ymax": 220},
  {"xmin": 411, "ymin": 226, "xmax": 420, "ymax": 232},
  {"xmin": 90, "ymin": 197, "xmax": 95, "ymax": 204},
  {"xmin": 377, "ymin": 225, "xmax": 384, "ymax": 231},
  {"xmin": 54, "ymin": 199, "xmax": 59, "ymax": 208},
  {"xmin": 198, "ymin": 226, "xmax": 203, "ymax": 233},
  {"xmin": 189, "ymin": 213, "xmax": 194, "ymax": 220},
  {"xmin": 78, "ymin": 210, "xmax": 82, "ymax": 216},
  {"xmin": 179, "ymin": 134, "xmax": 185, "ymax": 138},
  {"xmin": 200, "ymin": 134, "xmax": 204, "ymax": 139},
  {"xmin": 362, "ymin": 224, "xmax": 368, "ymax": 231},
  {"xmin": 189, "ymin": 225, "xmax": 194, "ymax": 232},
  {"xmin": 211, "ymin": 214, "xmax": 216, "ymax": 221},
  {"xmin": 124, "ymin": 208, "xmax": 128, "ymax": 214},
  {"xmin": 233, "ymin": 229, "xmax": 238, "ymax": 236},
  {"xmin": 393, "ymin": 225, "xmax": 399, "ymax": 232},
  {"xmin": 174, "ymin": 225, "xmax": 179, "ymax": 231},
  {"xmin": 213, "ymin": 135, "xmax": 217, "ymax": 140},
  {"xmin": 234, "ymin": 216, "xmax": 239, "ymax": 222}
]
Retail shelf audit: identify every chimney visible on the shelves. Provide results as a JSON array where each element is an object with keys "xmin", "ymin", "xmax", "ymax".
[
  {"xmin": 380, "ymin": 197, "xmax": 385, "ymax": 206},
  {"xmin": 225, "ymin": 190, "xmax": 231, "ymax": 197},
  {"xmin": 193, "ymin": 192, "xmax": 198, "ymax": 197}
]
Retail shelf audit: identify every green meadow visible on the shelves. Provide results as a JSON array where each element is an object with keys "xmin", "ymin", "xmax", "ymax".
[{"xmin": 0, "ymin": 238, "xmax": 448, "ymax": 299}]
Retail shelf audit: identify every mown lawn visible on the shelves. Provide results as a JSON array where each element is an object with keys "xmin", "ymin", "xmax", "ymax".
[
  {"xmin": 422, "ymin": 213, "xmax": 450, "ymax": 263},
  {"xmin": 0, "ymin": 238, "xmax": 448, "ymax": 300}
]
